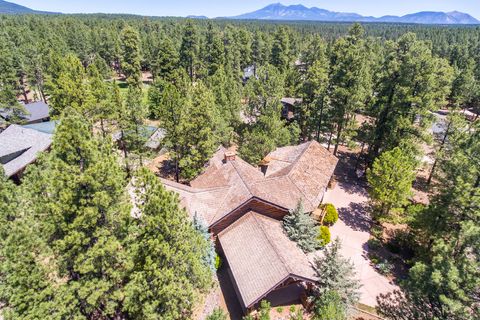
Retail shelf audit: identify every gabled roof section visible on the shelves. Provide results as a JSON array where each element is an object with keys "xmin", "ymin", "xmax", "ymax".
[
  {"xmin": 163, "ymin": 141, "xmax": 338, "ymax": 227},
  {"xmin": 0, "ymin": 125, "xmax": 52, "ymax": 177},
  {"xmin": 218, "ymin": 212, "xmax": 316, "ymax": 309}
]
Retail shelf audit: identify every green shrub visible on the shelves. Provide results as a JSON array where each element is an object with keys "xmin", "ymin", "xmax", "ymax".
[
  {"xmin": 322, "ymin": 203, "xmax": 339, "ymax": 226},
  {"xmin": 206, "ymin": 308, "xmax": 227, "ymax": 320},
  {"xmin": 368, "ymin": 252, "xmax": 380, "ymax": 265},
  {"xmin": 318, "ymin": 226, "xmax": 331, "ymax": 246},
  {"xmin": 370, "ymin": 224, "xmax": 383, "ymax": 240},
  {"xmin": 276, "ymin": 307, "xmax": 284, "ymax": 313},
  {"xmin": 215, "ymin": 255, "xmax": 222, "ymax": 270},
  {"xmin": 367, "ymin": 238, "xmax": 382, "ymax": 250},
  {"xmin": 376, "ymin": 261, "xmax": 394, "ymax": 275}
]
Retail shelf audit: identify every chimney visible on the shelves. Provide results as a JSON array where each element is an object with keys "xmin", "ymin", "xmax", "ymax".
[
  {"xmin": 259, "ymin": 156, "xmax": 272, "ymax": 175},
  {"xmin": 224, "ymin": 151, "xmax": 236, "ymax": 162}
]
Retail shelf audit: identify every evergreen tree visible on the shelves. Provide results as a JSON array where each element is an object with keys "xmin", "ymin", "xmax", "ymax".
[
  {"xmin": 313, "ymin": 290, "xmax": 347, "ymax": 320},
  {"xmin": 0, "ymin": 36, "xmax": 26, "ymax": 123},
  {"xmin": 239, "ymin": 100, "xmax": 299, "ymax": 165},
  {"xmin": 270, "ymin": 27, "xmax": 291, "ymax": 72},
  {"xmin": 300, "ymin": 37, "xmax": 330, "ymax": 141},
  {"xmin": 283, "ymin": 201, "xmax": 319, "ymax": 253},
  {"xmin": 206, "ymin": 66, "xmax": 242, "ymax": 145},
  {"xmin": 180, "ymin": 21, "xmax": 199, "ymax": 81},
  {"xmin": 312, "ymin": 238, "xmax": 361, "ymax": 315},
  {"xmin": 45, "ymin": 53, "xmax": 90, "ymax": 117},
  {"xmin": 120, "ymin": 26, "xmax": 142, "ymax": 87},
  {"xmin": 329, "ymin": 24, "xmax": 372, "ymax": 156},
  {"xmin": 152, "ymin": 36, "xmax": 179, "ymax": 82},
  {"xmin": 193, "ymin": 212, "xmax": 216, "ymax": 272},
  {"xmin": 0, "ymin": 172, "xmax": 58, "ymax": 319},
  {"xmin": 179, "ymin": 81, "xmax": 219, "ymax": 180},
  {"xmin": 39, "ymin": 109, "xmax": 131, "ymax": 319},
  {"xmin": 124, "ymin": 168, "xmax": 212, "ymax": 319},
  {"xmin": 204, "ymin": 23, "xmax": 225, "ymax": 76},
  {"xmin": 369, "ymin": 33, "xmax": 453, "ymax": 161},
  {"xmin": 367, "ymin": 147, "xmax": 416, "ymax": 219}
]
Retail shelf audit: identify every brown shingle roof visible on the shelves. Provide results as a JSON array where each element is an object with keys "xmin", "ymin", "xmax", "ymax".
[
  {"xmin": 218, "ymin": 211, "xmax": 316, "ymax": 309},
  {"xmin": 163, "ymin": 141, "xmax": 338, "ymax": 227}
]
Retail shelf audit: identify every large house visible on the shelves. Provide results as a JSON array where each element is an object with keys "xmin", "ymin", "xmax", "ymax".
[{"xmin": 162, "ymin": 140, "xmax": 338, "ymax": 312}]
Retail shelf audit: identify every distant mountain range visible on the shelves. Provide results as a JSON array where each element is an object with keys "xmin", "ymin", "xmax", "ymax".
[
  {"xmin": 229, "ymin": 3, "xmax": 480, "ymax": 25},
  {"xmin": 1, "ymin": 0, "xmax": 478, "ymax": 25},
  {"xmin": 0, "ymin": 0, "xmax": 57, "ymax": 14}
]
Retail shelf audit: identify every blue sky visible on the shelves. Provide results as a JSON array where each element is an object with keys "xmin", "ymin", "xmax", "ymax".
[{"xmin": 11, "ymin": 0, "xmax": 480, "ymax": 19}]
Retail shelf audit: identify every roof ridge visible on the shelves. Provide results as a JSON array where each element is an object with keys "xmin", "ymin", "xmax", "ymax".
[
  {"xmin": 230, "ymin": 160, "xmax": 255, "ymax": 197},
  {"xmin": 253, "ymin": 213, "xmax": 290, "ymax": 275},
  {"xmin": 286, "ymin": 174, "xmax": 316, "ymax": 210},
  {"xmin": 285, "ymin": 141, "xmax": 315, "ymax": 176}
]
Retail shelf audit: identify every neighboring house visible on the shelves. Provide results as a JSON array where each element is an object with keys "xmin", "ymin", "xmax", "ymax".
[
  {"xmin": 242, "ymin": 65, "xmax": 256, "ymax": 84},
  {"xmin": 162, "ymin": 140, "xmax": 338, "ymax": 312},
  {"xmin": 113, "ymin": 126, "xmax": 166, "ymax": 151},
  {"xmin": 0, "ymin": 101, "xmax": 50, "ymax": 125},
  {"xmin": 0, "ymin": 125, "xmax": 52, "ymax": 181},
  {"xmin": 281, "ymin": 97, "xmax": 303, "ymax": 121}
]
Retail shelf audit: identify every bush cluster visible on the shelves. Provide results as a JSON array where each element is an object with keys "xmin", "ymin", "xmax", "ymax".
[
  {"xmin": 322, "ymin": 203, "xmax": 339, "ymax": 226},
  {"xmin": 318, "ymin": 226, "xmax": 331, "ymax": 246}
]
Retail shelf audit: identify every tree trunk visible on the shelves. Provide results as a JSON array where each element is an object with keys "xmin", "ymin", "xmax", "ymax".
[
  {"xmin": 327, "ymin": 130, "xmax": 333, "ymax": 151},
  {"xmin": 333, "ymin": 119, "xmax": 343, "ymax": 156},
  {"xmin": 315, "ymin": 97, "xmax": 325, "ymax": 142},
  {"xmin": 427, "ymin": 121, "xmax": 452, "ymax": 185}
]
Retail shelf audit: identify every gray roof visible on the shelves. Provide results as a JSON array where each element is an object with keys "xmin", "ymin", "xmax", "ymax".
[
  {"xmin": 1, "ymin": 101, "xmax": 50, "ymax": 124},
  {"xmin": 113, "ymin": 126, "xmax": 165, "ymax": 150},
  {"xmin": 243, "ymin": 65, "xmax": 255, "ymax": 79},
  {"xmin": 23, "ymin": 121, "xmax": 58, "ymax": 135},
  {"xmin": 0, "ymin": 125, "xmax": 52, "ymax": 177},
  {"xmin": 22, "ymin": 101, "xmax": 50, "ymax": 123},
  {"xmin": 218, "ymin": 212, "xmax": 317, "ymax": 309}
]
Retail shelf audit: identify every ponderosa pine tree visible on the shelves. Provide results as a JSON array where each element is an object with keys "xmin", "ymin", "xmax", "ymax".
[
  {"xmin": 46, "ymin": 53, "xmax": 90, "ymax": 116},
  {"xmin": 152, "ymin": 36, "xmax": 179, "ymax": 82},
  {"xmin": 300, "ymin": 36, "xmax": 330, "ymax": 141},
  {"xmin": 206, "ymin": 66, "xmax": 242, "ymax": 145},
  {"xmin": 124, "ymin": 168, "xmax": 212, "ymax": 319},
  {"xmin": 0, "ymin": 169, "xmax": 58, "ymax": 319},
  {"xmin": 367, "ymin": 147, "xmax": 417, "ymax": 219},
  {"xmin": 329, "ymin": 24, "xmax": 372, "ymax": 156},
  {"xmin": 179, "ymin": 81, "xmax": 220, "ymax": 180},
  {"xmin": 369, "ymin": 33, "xmax": 453, "ymax": 161},
  {"xmin": 0, "ymin": 35, "xmax": 26, "ymax": 123},
  {"xmin": 283, "ymin": 200, "xmax": 319, "ymax": 253},
  {"xmin": 270, "ymin": 26, "xmax": 291, "ymax": 73},
  {"xmin": 180, "ymin": 21, "xmax": 199, "ymax": 81},
  {"xmin": 3, "ymin": 108, "xmax": 132, "ymax": 319},
  {"xmin": 120, "ymin": 26, "xmax": 142, "ymax": 87},
  {"xmin": 239, "ymin": 100, "xmax": 299, "ymax": 165},
  {"xmin": 204, "ymin": 22, "xmax": 225, "ymax": 77}
]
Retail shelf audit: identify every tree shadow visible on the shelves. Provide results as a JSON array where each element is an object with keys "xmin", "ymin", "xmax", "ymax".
[{"xmin": 338, "ymin": 202, "xmax": 372, "ymax": 233}]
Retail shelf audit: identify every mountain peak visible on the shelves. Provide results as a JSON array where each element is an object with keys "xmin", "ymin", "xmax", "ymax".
[
  {"xmin": 0, "ymin": 0, "xmax": 58, "ymax": 14},
  {"xmin": 229, "ymin": 3, "xmax": 479, "ymax": 24}
]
